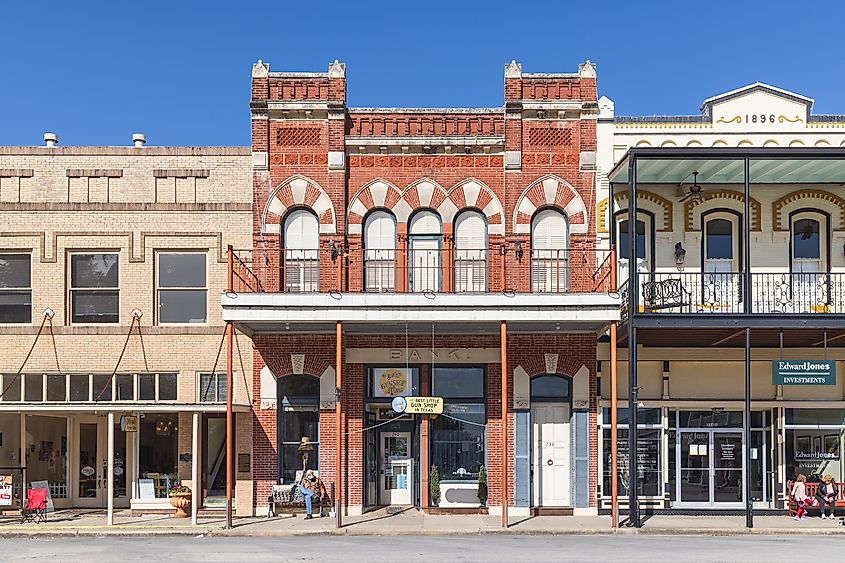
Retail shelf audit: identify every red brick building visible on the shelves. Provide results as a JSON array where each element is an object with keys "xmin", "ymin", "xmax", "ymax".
[{"xmin": 223, "ymin": 59, "xmax": 619, "ymax": 518}]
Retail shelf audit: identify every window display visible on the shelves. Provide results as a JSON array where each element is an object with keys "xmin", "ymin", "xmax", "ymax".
[{"xmin": 138, "ymin": 414, "xmax": 178, "ymax": 498}]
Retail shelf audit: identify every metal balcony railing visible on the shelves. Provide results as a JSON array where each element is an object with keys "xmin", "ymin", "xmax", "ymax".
[
  {"xmin": 229, "ymin": 246, "xmax": 607, "ymax": 295},
  {"xmin": 621, "ymin": 272, "xmax": 845, "ymax": 315}
]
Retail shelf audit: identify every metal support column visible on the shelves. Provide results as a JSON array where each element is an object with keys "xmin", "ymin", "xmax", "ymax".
[
  {"xmin": 610, "ymin": 248, "xmax": 619, "ymax": 528},
  {"xmin": 107, "ymin": 412, "xmax": 115, "ymax": 526},
  {"xmin": 225, "ymin": 245, "xmax": 234, "ymax": 529},
  {"xmin": 500, "ymin": 320, "xmax": 509, "ymax": 528},
  {"xmin": 192, "ymin": 412, "xmax": 200, "ymax": 525},
  {"xmin": 627, "ymin": 155, "xmax": 640, "ymax": 528},
  {"xmin": 335, "ymin": 320, "xmax": 343, "ymax": 529},
  {"xmin": 743, "ymin": 157, "xmax": 753, "ymax": 528},
  {"xmin": 745, "ymin": 327, "xmax": 753, "ymax": 528}
]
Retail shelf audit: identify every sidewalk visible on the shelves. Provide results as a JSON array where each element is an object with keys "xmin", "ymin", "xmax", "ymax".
[{"xmin": 3, "ymin": 508, "xmax": 845, "ymax": 537}]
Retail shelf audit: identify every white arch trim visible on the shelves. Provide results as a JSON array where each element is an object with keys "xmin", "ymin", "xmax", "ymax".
[
  {"xmin": 262, "ymin": 174, "xmax": 337, "ymax": 235},
  {"xmin": 513, "ymin": 174, "xmax": 589, "ymax": 235}
]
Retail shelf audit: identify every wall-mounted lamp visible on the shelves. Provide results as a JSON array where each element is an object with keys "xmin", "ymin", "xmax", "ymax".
[
  {"xmin": 514, "ymin": 241, "xmax": 524, "ymax": 261},
  {"xmin": 329, "ymin": 240, "xmax": 343, "ymax": 261},
  {"xmin": 674, "ymin": 242, "xmax": 686, "ymax": 266},
  {"xmin": 499, "ymin": 244, "xmax": 507, "ymax": 256}
]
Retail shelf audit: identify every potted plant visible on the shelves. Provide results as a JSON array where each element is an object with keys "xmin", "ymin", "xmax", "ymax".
[
  {"xmin": 477, "ymin": 465, "xmax": 488, "ymax": 506},
  {"xmin": 429, "ymin": 465, "xmax": 441, "ymax": 507},
  {"xmin": 168, "ymin": 484, "xmax": 192, "ymax": 518}
]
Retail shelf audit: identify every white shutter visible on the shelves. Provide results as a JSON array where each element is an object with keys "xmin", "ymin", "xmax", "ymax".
[
  {"xmin": 532, "ymin": 209, "xmax": 568, "ymax": 251},
  {"xmin": 364, "ymin": 211, "xmax": 396, "ymax": 292},
  {"xmin": 409, "ymin": 211, "xmax": 441, "ymax": 235},
  {"xmin": 408, "ymin": 211, "xmax": 441, "ymax": 292},
  {"xmin": 454, "ymin": 211, "xmax": 487, "ymax": 292}
]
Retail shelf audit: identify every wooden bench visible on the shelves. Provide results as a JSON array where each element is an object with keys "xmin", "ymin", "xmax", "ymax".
[
  {"xmin": 787, "ymin": 481, "xmax": 845, "ymax": 516},
  {"xmin": 267, "ymin": 483, "xmax": 332, "ymax": 518}
]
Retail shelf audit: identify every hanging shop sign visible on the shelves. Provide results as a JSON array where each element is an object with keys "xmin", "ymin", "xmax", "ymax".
[
  {"xmin": 374, "ymin": 368, "xmax": 412, "ymax": 398},
  {"xmin": 772, "ymin": 360, "xmax": 836, "ymax": 386},
  {"xmin": 120, "ymin": 415, "xmax": 139, "ymax": 432},
  {"xmin": 404, "ymin": 397, "xmax": 444, "ymax": 415}
]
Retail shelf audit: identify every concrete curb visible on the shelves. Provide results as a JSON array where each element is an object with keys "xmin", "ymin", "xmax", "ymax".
[{"xmin": 3, "ymin": 526, "xmax": 845, "ymax": 539}]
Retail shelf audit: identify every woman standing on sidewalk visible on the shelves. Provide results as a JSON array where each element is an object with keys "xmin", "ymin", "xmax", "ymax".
[{"xmin": 815, "ymin": 474, "xmax": 838, "ymax": 519}]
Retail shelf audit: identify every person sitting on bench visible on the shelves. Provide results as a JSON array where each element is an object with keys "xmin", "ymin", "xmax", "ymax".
[
  {"xmin": 816, "ymin": 474, "xmax": 838, "ymax": 519},
  {"xmin": 298, "ymin": 469, "xmax": 328, "ymax": 519}
]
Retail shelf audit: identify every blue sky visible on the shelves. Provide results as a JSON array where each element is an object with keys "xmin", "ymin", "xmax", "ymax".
[{"xmin": 2, "ymin": 0, "xmax": 844, "ymax": 146}]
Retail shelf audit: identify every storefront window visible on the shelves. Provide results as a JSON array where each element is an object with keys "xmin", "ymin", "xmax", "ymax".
[
  {"xmin": 431, "ymin": 367, "xmax": 486, "ymax": 482},
  {"xmin": 0, "ymin": 414, "xmax": 22, "ymax": 498},
  {"xmin": 138, "ymin": 414, "xmax": 178, "ymax": 498},
  {"xmin": 601, "ymin": 408, "xmax": 662, "ymax": 498},
  {"xmin": 368, "ymin": 367, "xmax": 419, "ymax": 398},
  {"xmin": 785, "ymin": 409, "xmax": 845, "ymax": 483},
  {"xmin": 26, "ymin": 415, "xmax": 68, "ymax": 499},
  {"xmin": 278, "ymin": 375, "xmax": 319, "ymax": 483}
]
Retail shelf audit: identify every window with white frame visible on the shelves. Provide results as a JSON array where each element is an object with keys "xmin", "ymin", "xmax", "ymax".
[
  {"xmin": 283, "ymin": 209, "xmax": 320, "ymax": 292},
  {"xmin": 0, "ymin": 254, "xmax": 31, "ymax": 323},
  {"xmin": 199, "ymin": 372, "xmax": 227, "ymax": 403},
  {"xmin": 531, "ymin": 208, "xmax": 569, "ymax": 292},
  {"xmin": 157, "ymin": 253, "xmax": 207, "ymax": 324},
  {"xmin": 454, "ymin": 210, "xmax": 487, "ymax": 292},
  {"xmin": 69, "ymin": 253, "xmax": 119, "ymax": 324},
  {"xmin": 1, "ymin": 372, "xmax": 179, "ymax": 402},
  {"xmin": 364, "ymin": 210, "xmax": 397, "ymax": 292},
  {"xmin": 791, "ymin": 213, "xmax": 826, "ymax": 273},
  {"xmin": 408, "ymin": 210, "xmax": 442, "ymax": 292}
]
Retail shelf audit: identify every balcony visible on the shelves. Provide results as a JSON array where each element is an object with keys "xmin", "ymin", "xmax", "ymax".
[
  {"xmin": 622, "ymin": 272, "xmax": 845, "ymax": 317},
  {"xmin": 231, "ymin": 246, "xmax": 613, "ymax": 295},
  {"xmin": 223, "ymin": 246, "xmax": 620, "ymax": 332}
]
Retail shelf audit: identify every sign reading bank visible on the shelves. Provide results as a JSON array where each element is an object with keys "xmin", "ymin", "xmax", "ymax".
[{"xmin": 772, "ymin": 360, "xmax": 836, "ymax": 385}]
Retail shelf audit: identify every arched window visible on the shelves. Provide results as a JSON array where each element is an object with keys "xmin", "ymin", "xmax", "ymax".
[
  {"xmin": 408, "ymin": 210, "xmax": 442, "ymax": 292},
  {"xmin": 278, "ymin": 374, "xmax": 319, "ymax": 483},
  {"xmin": 454, "ymin": 210, "xmax": 487, "ymax": 292},
  {"xmin": 789, "ymin": 212, "xmax": 828, "ymax": 314},
  {"xmin": 702, "ymin": 212, "xmax": 741, "ymax": 310},
  {"xmin": 531, "ymin": 208, "xmax": 569, "ymax": 292},
  {"xmin": 616, "ymin": 211, "xmax": 653, "ymax": 287},
  {"xmin": 283, "ymin": 209, "xmax": 319, "ymax": 292},
  {"xmin": 364, "ymin": 210, "xmax": 397, "ymax": 292}
]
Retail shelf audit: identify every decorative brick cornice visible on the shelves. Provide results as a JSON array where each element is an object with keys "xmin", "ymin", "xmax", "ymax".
[
  {"xmin": 152, "ymin": 169, "xmax": 210, "ymax": 178},
  {"xmin": 0, "ymin": 169, "xmax": 34, "ymax": 178},
  {"xmin": 66, "ymin": 169, "xmax": 123, "ymax": 178}
]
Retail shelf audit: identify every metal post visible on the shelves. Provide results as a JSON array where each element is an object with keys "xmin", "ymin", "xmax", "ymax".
[
  {"xmin": 107, "ymin": 412, "xmax": 114, "ymax": 526},
  {"xmin": 335, "ymin": 320, "xmax": 343, "ymax": 528},
  {"xmin": 192, "ymin": 412, "xmax": 200, "ymax": 526},
  {"xmin": 745, "ymin": 327, "xmax": 753, "ymax": 528},
  {"xmin": 627, "ymin": 155, "xmax": 639, "ymax": 528},
  {"xmin": 743, "ymin": 158, "xmax": 751, "ymax": 311},
  {"xmin": 500, "ymin": 320, "xmax": 509, "ymax": 528},
  {"xmin": 20, "ymin": 413, "xmax": 26, "ymax": 506},
  {"xmin": 610, "ymin": 248, "xmax": 619, "ymax": 528},
  {"xmin": 225, "ymin": 244, "xmax": 235, "ymax": 529}
]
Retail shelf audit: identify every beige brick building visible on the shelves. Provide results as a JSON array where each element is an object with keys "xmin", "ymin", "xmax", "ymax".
[{"xmin": 0, "ymin": 140, "xmax": 254, "ymax": 515}]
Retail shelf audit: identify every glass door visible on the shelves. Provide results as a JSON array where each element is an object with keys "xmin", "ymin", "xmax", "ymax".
[
  {"xmin": 73, "ymin": 418, "xmax": 104, "ymax": 508},
  {"xmin": 713, "ymin": 432, "xmax": 743, "ymax": 505},
  {"xmin": 379, "ymin": 431, "xmax": 411, "ymax": 505},
  {"xmin": 677, "ymin": 429, "xmax": 745, "ymax": 507},
  {"xmin": 679, "ymin": 431, "xmax": 710, "ymax": 505}
]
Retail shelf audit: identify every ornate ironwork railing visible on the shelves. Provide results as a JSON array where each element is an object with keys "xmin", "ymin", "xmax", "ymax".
[{"xmin": 623, "ymin": 272, "xmax": 845, "ymax": 315}]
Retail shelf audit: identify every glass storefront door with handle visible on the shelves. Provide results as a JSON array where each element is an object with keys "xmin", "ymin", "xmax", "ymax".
[
  {"xmin": 678, "ymin": 430, "xmax": 744, "ymax": 507},
  {"xmin": 379, "ymin": 432, "xmax": 412, "ymax": 505}
]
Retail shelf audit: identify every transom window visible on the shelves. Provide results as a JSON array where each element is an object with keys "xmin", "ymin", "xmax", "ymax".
[
  {"xmin": 0, "ymin": 372, "xmax": 177, "ymax": 402},
  {"xmin": 69, "ymin": 253, "xmax": 119, "ymax": 324},
  {"xmin": 157, "ymin": 253, "xmax": 207, "ymax": 324},
  {"xmin": 199, "ymin": 372, "xmax": 227, "ymax": 403},
  {"xmin": 0, "ymin": 253, "xmax": 31, "ymax": 324}
]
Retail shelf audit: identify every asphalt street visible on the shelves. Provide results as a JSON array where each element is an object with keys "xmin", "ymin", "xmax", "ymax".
[{"xmin": 3, "ymin": 534, "xmax": 845, "ymax": 562}]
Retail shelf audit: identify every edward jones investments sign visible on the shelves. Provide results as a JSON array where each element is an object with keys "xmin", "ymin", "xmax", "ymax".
[{"xmin": 772, "ymin": 360, "xmax": 836, "ymax": 385}]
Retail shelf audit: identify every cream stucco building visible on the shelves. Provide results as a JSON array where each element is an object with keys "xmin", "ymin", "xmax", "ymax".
[
  {"xmin": 0, "ymin": 138, "xmax": 254, "ymax": 516},
  {"xmin": 596, "ymin": 84, "xmax": 845, "ymax": 516}
]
